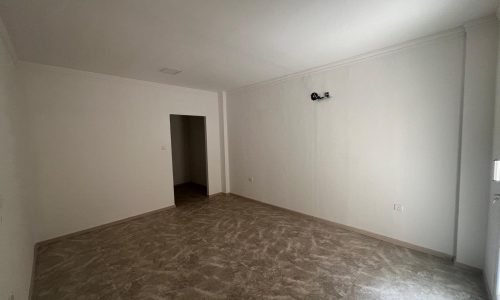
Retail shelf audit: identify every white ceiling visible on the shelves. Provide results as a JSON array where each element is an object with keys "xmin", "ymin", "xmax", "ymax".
[{"xmin": 0, "ymin": 0, "xmax": 497, "ymax": 91}]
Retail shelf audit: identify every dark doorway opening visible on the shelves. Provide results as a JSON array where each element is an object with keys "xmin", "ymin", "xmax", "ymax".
[{"xmin": 170, "ymin": 114, "xmax": 208, "ymax": 206}]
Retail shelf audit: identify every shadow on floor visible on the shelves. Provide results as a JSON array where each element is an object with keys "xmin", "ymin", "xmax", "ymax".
[{"xmin": 174, "ymin": 182, "xmax": 207, "ymax": 206}]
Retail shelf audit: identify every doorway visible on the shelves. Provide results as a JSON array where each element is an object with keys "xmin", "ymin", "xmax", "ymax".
[{"xmin": 170, "ymin": 114, "xmax": 208, "ymax": 205}]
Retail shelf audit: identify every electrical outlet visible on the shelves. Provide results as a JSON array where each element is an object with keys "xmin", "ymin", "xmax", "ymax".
[
  {"xmin": 393, "ymin": 203, "xmax": 404, "ymax": 212},
  {"xmin": 248, "ymin": 177, "xmax": 254, "ymax": 183}
]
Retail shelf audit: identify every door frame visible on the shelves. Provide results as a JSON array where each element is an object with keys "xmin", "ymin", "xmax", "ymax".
[{"xmin": 169, "ymin": 113, "xmax": 210, "ymax": 196}]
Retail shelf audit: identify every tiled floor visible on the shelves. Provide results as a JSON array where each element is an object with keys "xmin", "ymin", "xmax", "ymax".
[{"xmin": 33, "ymin": 190, "xmax": 487, "ymax": 299}]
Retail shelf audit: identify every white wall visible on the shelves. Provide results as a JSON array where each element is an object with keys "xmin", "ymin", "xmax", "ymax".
[
  {"xmin": 218, "ymin": 91, "xmax": 230, "ymax": 193},
  {"xmin": 20, "ymin": 62, "xmax": 222, "ymax": 242},
  {"xmin": 485, "ymin": 10, "xmax": 500, "ymax": 299},
  {"xmin": 456, "ymin": 19, "xmax": 498, "ymax": 269},
  {"xmin": 0, "ymin": 23, "xmax": 34, "ymax": 300},
  {"xmin": 227, "ymin": 32, "xmax": 465, "ymax": 255}
]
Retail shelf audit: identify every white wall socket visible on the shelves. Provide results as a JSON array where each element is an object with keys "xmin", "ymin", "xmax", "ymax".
[{"xmin": 393, "ymin": 203, "xmax": 404, "ymax": 212}]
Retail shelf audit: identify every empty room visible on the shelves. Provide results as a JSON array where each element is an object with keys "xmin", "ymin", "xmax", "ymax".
[{"xmin": 2, "ymin": 0, "xmax": 500, "ymax": 299}]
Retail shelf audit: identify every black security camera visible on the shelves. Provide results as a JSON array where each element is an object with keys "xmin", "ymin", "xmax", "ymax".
[
  {"xmin": 311, "ymin": 92, "xmax": 330, "ymax": 101},
  {"xmin": 311, "ymin": 92, "xmax": 321, "ymax": 101}
]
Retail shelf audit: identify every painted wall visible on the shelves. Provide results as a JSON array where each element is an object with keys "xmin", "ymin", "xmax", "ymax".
[
  {"xmin": 0, "ymin": 24, "xmax": 34, "ymax": 300},
  {"xmin": 20, "ymin": 62, "xmax": 222, "ymax": 242},
  {"xmin": 227, "ymin": 32, "xmax": 465, "ymax": 255},
  {"xmin": 456, "ymin": 19, "xmax": 498, "ymax": 269},
  {"xmin": 170, "ymin": 115, "xmax": 207, "ymax": 186},
  {"xmin": 484, "ymin": 11, "xmax": 500, "ymax": 299},
  {"xmin": 218, "ymin": 92, "xmax": 230, "ymax": 193}
]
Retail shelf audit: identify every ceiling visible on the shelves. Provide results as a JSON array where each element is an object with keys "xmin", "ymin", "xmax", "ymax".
[{"xmin": 0, "ymin": 0, "xmax": 497, "ymax": 91}]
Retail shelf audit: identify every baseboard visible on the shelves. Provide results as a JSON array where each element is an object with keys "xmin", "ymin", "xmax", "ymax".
[
  {"xmin": 36, "ymin": 205, "xmax": 176, "ymax": 248},
  {"xmin": 229, "ymin": 193, "xmax": 454, "ymax": 261},
  {"xmin": 453, "ymin": 261, "xmax": 483, "ymax": 274}
]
